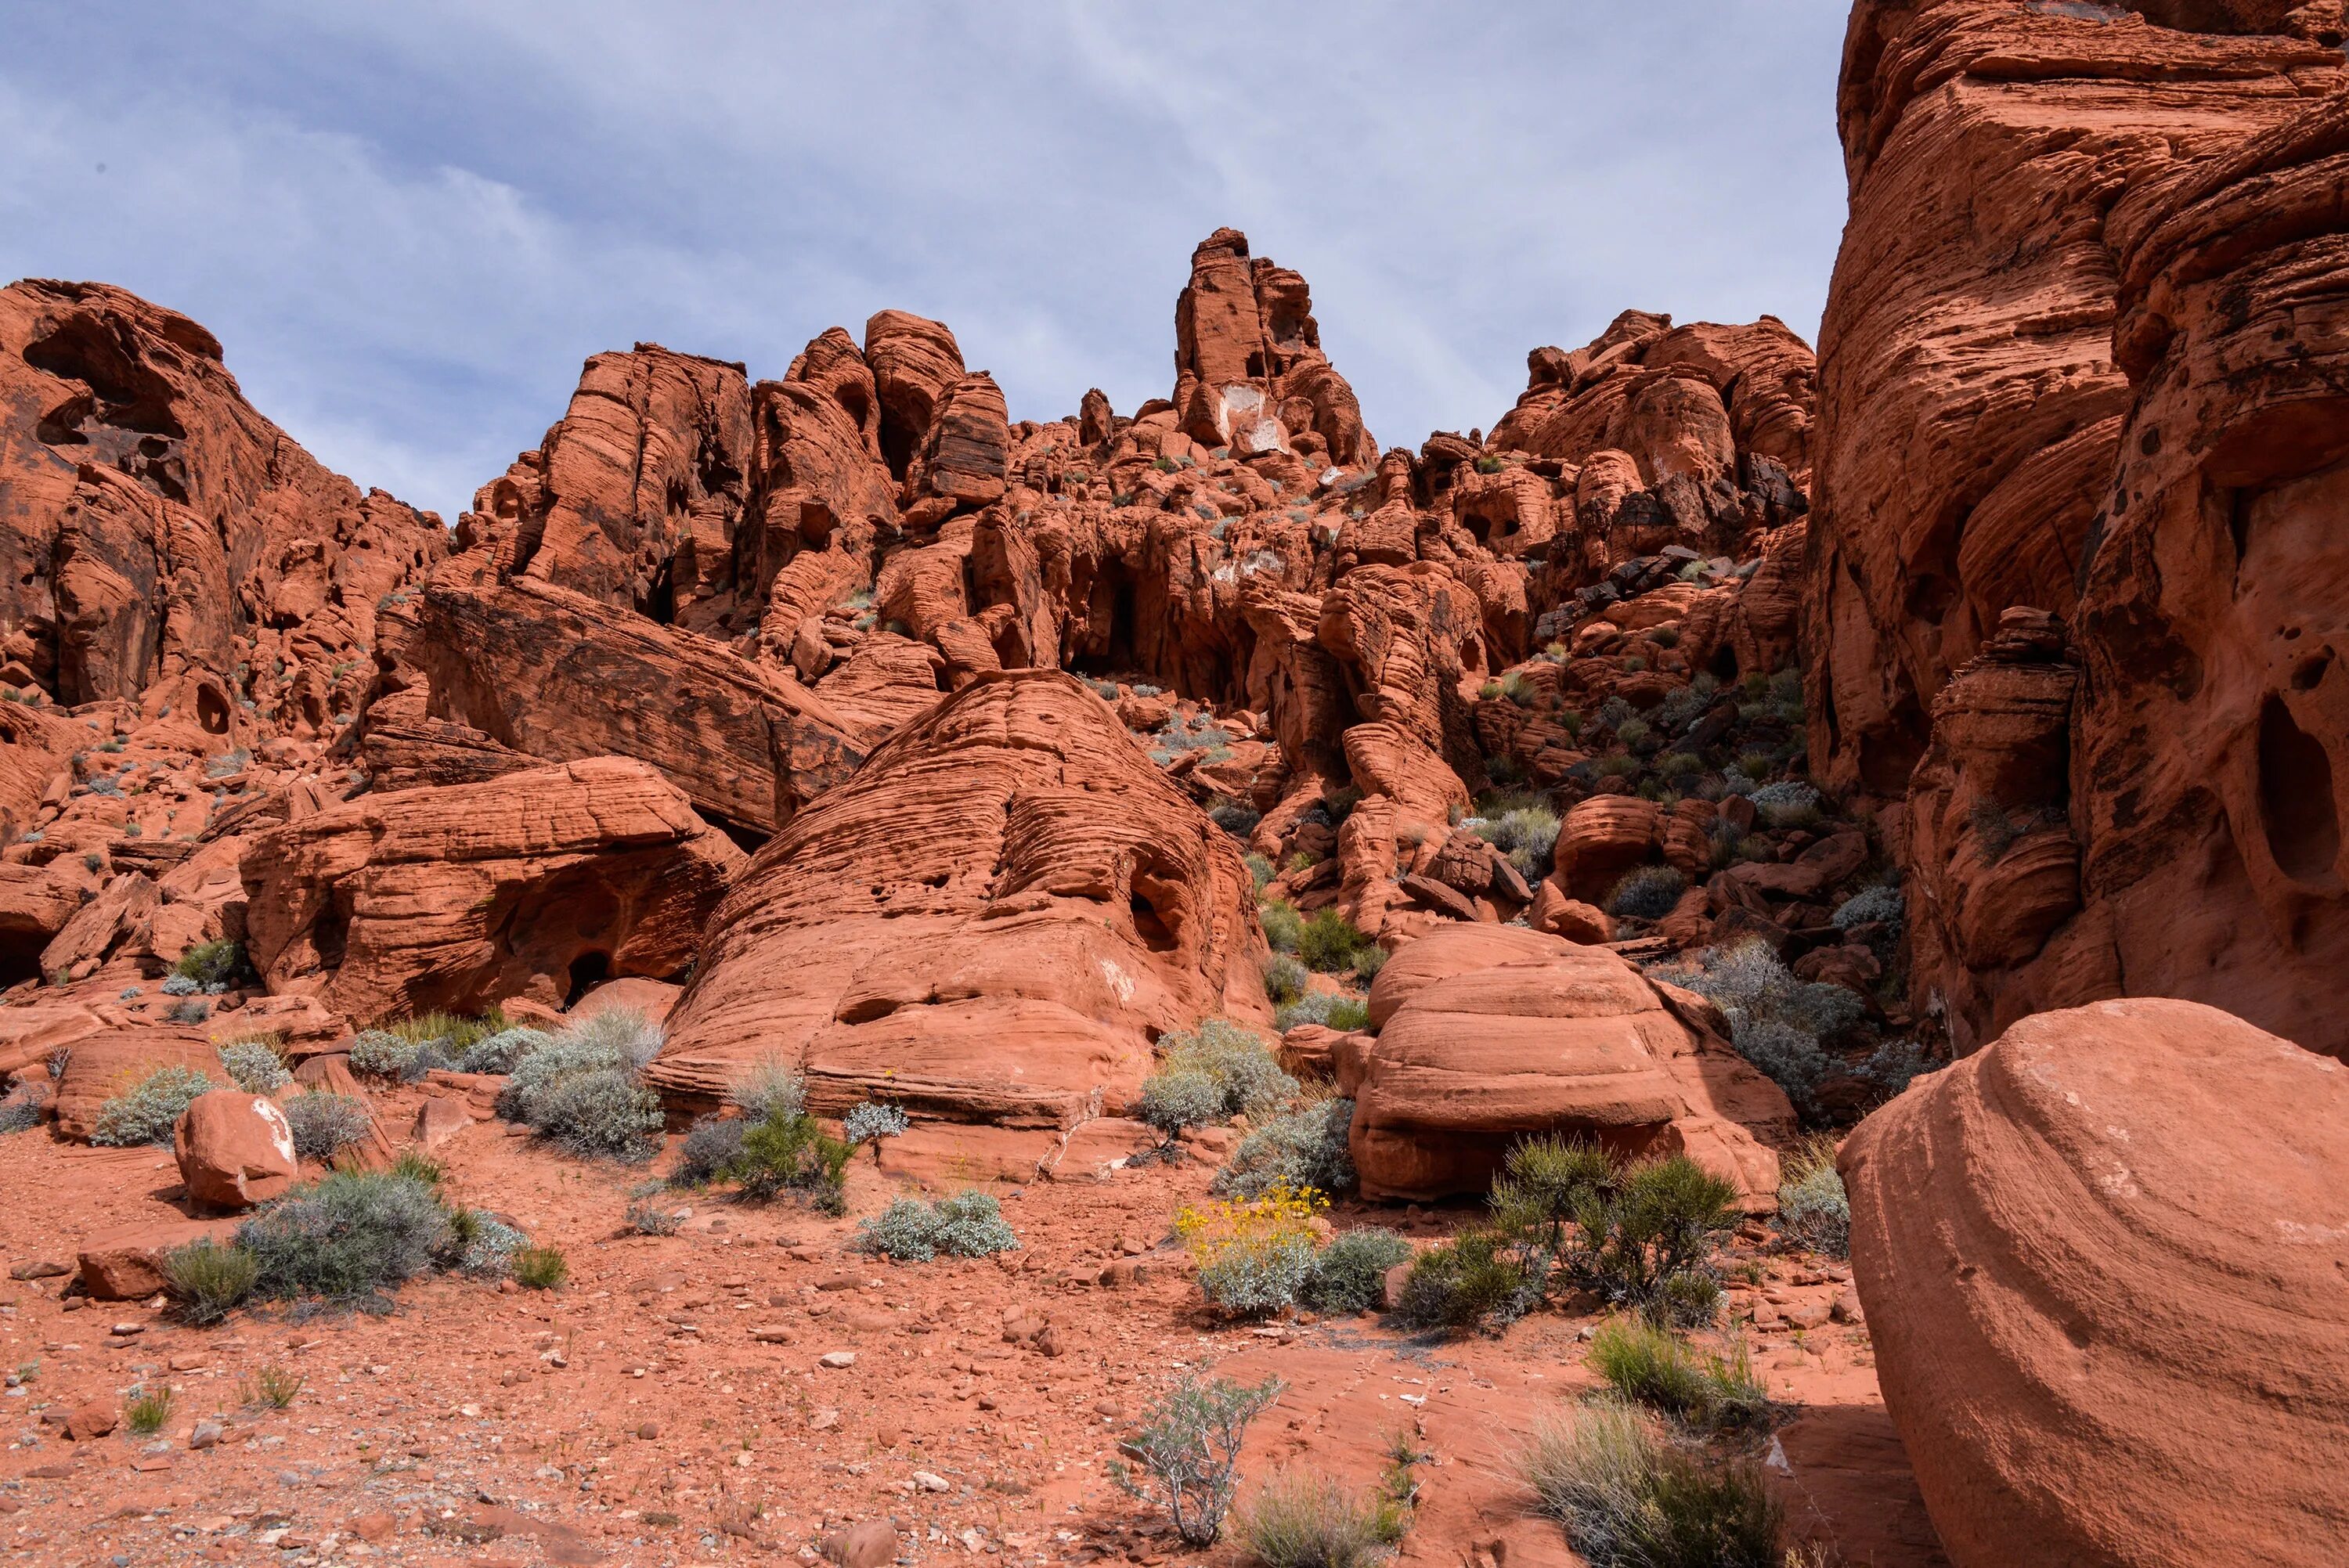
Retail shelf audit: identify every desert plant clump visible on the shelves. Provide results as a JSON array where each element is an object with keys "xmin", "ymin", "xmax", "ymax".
[
  {"xmin": 626, "ymin": 1197, "xmax": 685, "ymax": 1235},
  {"xmin": 1301, "ymin": 1227, "xmax": 1413, "ymax": 1314},
  {"xmin": 456, "ymin": 1026, "xmax": 553, "ymax": 1075},
  {"xmin": 1273, "ymin": 990, "xmax": 1370, "ymax": 1033},
  {"xmin": 215, "ymin": 1035, "xmax": 290, "ymax": 1092},
  {"xmin": 843, "ymin": 1100, "xmax": 910, "ymax": 1162},
  {"xmin": 1471, "ymin": 805, "xmax": 1562, "ymax": 879},
  {"xmin": 1213, "ymin": 1097, "xmax": 1355, "ymax": 1199},
  {"xmin": 670, "ymin": 1115, "xmax": 749, "ymax": 1187},
  {"xmin": 455, "ymin": 1213, "xmax": 529, "ymax": 1279},
  {"xmin": 169, "ymin": 999, "xmax": 214, "ymax": 1025},
  {"xmin": 124, "ymin": 1384, "xmax": 173, "ymax": 1435},
  {"xmin": 161, "ymin": 973, "xmax": 201, "ymax": 997},
  {"xmin": 1139, "ymin": 1020, "xmax": 1296, "ymax": 1148},
  {"xmin": 1517, "ymin": 1400, "xmax": 1783, "ymax": 1568},
  {"xmin": 1586, "ymin": 1317, "xmax": 1768, "ymax": 1433},
  {"xmin": 725, "ymin": 1057, "xmax": 806, "ymax": 1123},
  {"xmin": 722, "ymin": 1108, "xmax": 853, "ymax": 1213},
  {"xmin": 512, "ymin": 1245, "xmax": 569, "ymax": 1290},
  {"xmin": 1607, "ymin": 865, "xmax": 1687, "ymax": 921},
  {"xmin": 1178, "ymin": 1183, "xmax": 1326, "ymax": 1317},
  {"xmin": 1749, "ymin": 780, "xmax": 1822, "ymax": 831},
  {"xmin": 1138, "ymin": 1071, "xmax": 1227, "ymax": 1145},
  {"xmin": 1544, "ymin": 1145, "xmax": 1741, "ymax": 1326},
  {"xmin": 1110, "ymin": 1373, "xmax": 1286, "ymax": 1546},
  {"xmin": 0, "ymin": 1099, "xmax": 40, "ymax": 1134},
  {"xmin": 1297, "ymin": 910, "xmax": 1380, "ymax": 976},
  {"xmin": 496, "ymin": 1009, "xmax": 665, "ymax": 1162},
  {"xmin": 1259, "ymin": 898, "xmax": 1305, "ymax": 953},
  {"xmin": 163, "ymin": 1238, "xmax": 258, "ymax": 1325},
  {"xmin": 282, "ymin": 1091, "xmax": 373, "ymax": 1162},
  {"xmin": 1775, "ymin": 1137, "xmax": 1849, "ymax": 1259},
  {"xmin": 91, "ymin": 1064, "xmax": 218, "ymax": 1148},
  {"xmin": 245, "ymin": 1364, "xmax": 304, "ymax": 1408},
  {"xmin": 1652, "ymin": 939, "xmax": 1867, "ymax": 1123},
  {"xmin": 1391, "ymin": 1227, "xmax": 1541, "ymax": 1334},
  {"xmin": 236, "ymin": 1170, "xmax": 456, "ymax": 1308},
  {"xmin": 1261, "ymin": 953, "xmax": 1310, "ymax": 1007},
  {"xmin": 1239, "ymin": 1465, "xmax": 1408, "ymax": 1568},
  {"xmin": 853, "ymin": 1189, "xmax": 1021, "ymax": 1262},
  {"xmin": 171, "ymin": 938, "xmax": 245, "ymax": 990}
]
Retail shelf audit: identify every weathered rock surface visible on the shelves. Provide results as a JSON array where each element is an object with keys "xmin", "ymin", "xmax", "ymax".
[
  {"xmin": 50, "ymin": 1027, "xmax": 218, "ymax": 1142},
  {"xmin": 77, "ymin": 1216, "xmax": 237, "ymax": 1299},
  {"xmin": 1351, "ymin": 925, "xmax": 1791, "ymax": 1204},
  {"xmin": 1841, "ymin": 997, "xmax": 2349, "ymax": 1566},
  {"xmin": 649, "ymin": 671, "xmax": 1271, "ymax": 1127},
  {"xmin": 173, "ymin": 1090, "xmax": 298, "ymax": 1211},
  {"xmin": 240, "ymin": 757, "xmax": 742, "ymax": 1024}
]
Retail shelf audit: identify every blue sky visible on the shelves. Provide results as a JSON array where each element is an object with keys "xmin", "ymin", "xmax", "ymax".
[{"xmin": 0, "ymin": 4, "xmax": 1850, "ymax": 522}]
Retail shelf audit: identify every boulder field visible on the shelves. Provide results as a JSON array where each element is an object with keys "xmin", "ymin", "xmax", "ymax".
[{"xmin": 0, "ymin": 3, "xmax": 2347, "ymax": 1559}]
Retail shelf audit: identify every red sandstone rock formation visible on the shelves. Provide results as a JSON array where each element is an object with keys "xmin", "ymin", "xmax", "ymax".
[
  {"xmin": 0, "ymin": 279, "xmax": 446, "ymax": 734},
  {"xmin": 1173, "ymin": 229, "xmax": 1374, "ymax": 467},
  {"xmin": 1841, "ymin": 997, "xmax": 2349, "ymax": 1566},
  {"xmin": 240, "ymin": 756, "xmax": 742, "ymax": 1025},
  {"xmin": 1811, "ymin": 1, "xmax": 2349, "ymax": 1055},
  {"xmin": 648, "ymin": 672, "xmax": 1272, "ymax": 1134},
  {"xmin": 1349, "ymin": 925, "xmax": 1791, "ymax": 1205}
]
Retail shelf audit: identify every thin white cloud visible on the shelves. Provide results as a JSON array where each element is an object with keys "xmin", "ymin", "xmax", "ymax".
[{"xmin": 0, "ymin": 3, "xmax": 1848, "ymax": 521}]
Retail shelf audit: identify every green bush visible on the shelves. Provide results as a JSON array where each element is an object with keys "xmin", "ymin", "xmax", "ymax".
[
  {"xmin": 1473, "ymin": 806, "xmax": 1561, "ymax": 878},
  {"xmin": 1606, "ymin": 865, "xmax": 1687, "ymax": 921},
  {"xmin": 1587, "ymin": 1317, "xmax": 1767, "ymax": 1433},
  {"xmin": 236, "ymin": 1170, "xmax": 455, "ymax": 1307},
  {"xmin": 1297, "ymin": 910, "xmax": 1378, "ymax": 975},
  {"xmin": 1776, "ymin": 1137, "xmax": 1849, "ymax": 1259},
  {"xmin": 1273, "ymin": 991, "xmax": 1369, "ymax": 1032},
  {"xmin": 1488, "ymin": 1134, "xmax": 1615, "ymax": 1249},
  {"xmin": 1214, "ymin": 1098, "xmax": 1355, "ymax": 1199},
  {"xmin": 1261, "ymin": 899, "xmax": 1305, "ymax": 953},
  {"xmin": 1561, "ymin": 1152, "xmax": 1741, "ymax": 1325},
  {"xmin": 1245, "ymin": 852, "xmax": 1276, "ymax": 892},
  {"xmin": 171, "ymin": 939, "xmax": 244, "ymax": 989},
  {"xmin": 215, "ymin": 1036, "xmax": 289, "ymax": 1092},
  {"xmin": 1262, "ymin": 953, "xmax": 1309, "ymax": 1007},
  {"xmin": 1110, "ymin": 1375, "xmax": 1286, "ymax": 1547},
  {"xmin": 1156, "ymin": 1019, "xmax": 1294, "ymax": 1121},
  {"xmin": 1239, "ymin": 1466, "xmax": 1407, "ymax": 1568},
  {"xmin": 723, "ymin": 1110, "xmax": 852, "ymax": 1213},
  {"xmin": 91, "ymin": 1065, "xmax": 217, "ymax": 1147},
  {"xmin": 1391, "ymin": 1228, "xmax": 1539, "ymax": 1334},
  {"xmin": 283, "ymin": 1091, "xmax": 373, "ymax": 1162},
  {"xmin": 1301, "ymin": 1227, "xmax": 1412, "ymax": 1313},
  {"xmin": 1517, "ymin": 1401, "xmax": 1782, "ymax": 1568},
  {"xmin": 726, "ymin": 1057, "xmax": 806, "ymax": 1123},
  {"xmin": 853, "ymin": 1189, "xmax": 1020, "ymax": 1262},
  {"xmin": 164, "ymin": 1239, "xmax": 258, "ymax": 1325},
  {"xmin": 125, "ymin": 1385, "xmax": 172, "ymax": 1435},
  {"xmin": 513, "ymin": 1245, "xmax": 568, "ymax": 1290}
]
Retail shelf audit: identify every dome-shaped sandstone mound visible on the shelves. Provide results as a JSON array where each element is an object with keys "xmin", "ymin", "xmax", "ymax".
[
  {"xmin": 647, "ymin": 670, "xmax": 1270, "ymax": 1127},
  {"xmin": 1839, "ymin": 997, "xmax": 2349, "ymax": 1567}
]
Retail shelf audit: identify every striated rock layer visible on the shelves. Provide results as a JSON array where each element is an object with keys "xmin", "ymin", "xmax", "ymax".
[
  {"xmin": 1840, "ymin": 997, "xmax": 2349, "ymax": 1567},
  {"xmin": 1810, "ymin": 0, "xmax": 2349, "ymax": 1053},
  {"xmin": 648, "ymin": 671, "xmax": 1272, "ymax": 1126}
]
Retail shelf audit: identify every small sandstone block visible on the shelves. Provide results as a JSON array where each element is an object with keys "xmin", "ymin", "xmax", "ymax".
[{"xmin": 821, "ymin": 1519, "xmax": 897, "ymax": 1568}]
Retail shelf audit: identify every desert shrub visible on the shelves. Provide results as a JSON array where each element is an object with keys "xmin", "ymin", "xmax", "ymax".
[
  {"xmin": 91, "ymin": 1064, "xmax": 216, "ymax": 1147},
  {"xmin": 161, "ymin": 974, "xmax": 200, "ymax": 997},
  {"xmin": 348, "ymin": 1029, "xmax": 423, "ymax": 1079},
  {"xmin": 1588, "ymin": 753, "xmax": 1642, "ymax": 780},
  {"xmin": 1776, "ymin": 1137, "xmax": 1849, "ymax": 1258},
  {"xmin": 726, "ymin": 1057, "xmax": 807, "ymax": 1123},
  {"xmin": 1857, "ymin": 1038, "xmax": 1936, "ymax": 1100},
  {"xmin": 1615, "ymin": 718, "xmax": 1651, "ymax": 748},
  {"xmin": 237, "ymin": 1170, "xmax": 454, "ymax": 1307},
  {"xmin": 0, "ymin": 1099, "xmax": 40, "ymax": 1134},
  {"xmin": 853, "ymin": 1189, "xmax": 1020, "ymax": 1262},
  {"xmin": 1245, "ymin": 852, "xmax": 1276, "ymax": 892},
  {"xmin": 1239, "ymin": 1466, "xmax": 1407, "ymax": 1568},
  {"xmin": 1139, "ymin": 1071, "xmax": 1226, "ymax": 1141},
  {"xmin": 215, "ymin": 1036, "xmax": 289, "ymax": 1092},
  {"xmin": 1750, "ymin": 780, "xmax": 1821, "ymax": 831},
  {"xmin": 670, "ymin": 1114, "xmax": 745, "ymax": 1185},
  {"xmin": 124, "ymin": 1385, "xmax": 172, "ymax": 1435},
  {"xmin": 1474, "ymin": 806, "xmax": 1561, "ymax": 879},
  {"xmin": 1178, "ymin": 1184, "xmax": 1325, "ymax": 1317},
  {"xmin": 1517, "ymin": 1401, "xmax": 1782, "ymax": 1568},
  {"xmin": 1158, "ymin": 1019, "xmax": 1294, "ymax": 1120},
  {"xmin": 169, "ymin": 1000, "xmax": 213, "ymax": 1025},
  {"xmin": 1273, "ymin": 991, "xmax": 1369, "ymax": 1032},
  {"xmin": 626, "ymin": 1197, "xmax": 684, "ymax": 1235},
  {"xmin": 498, "ymin": 1015, "xmax": 664, "ymax": 1162},
  {"xmin": 723, "ymin": 1110, "xmax": 852, "ymax": 1213},
  {"xmin": 843, "ymin": 1100, "xmax": 909, "ymax": 1159},
  {"xmin": 1297, "ymin": 910, "xmax": 1379, "ymax": 975},
  {"xmin": 1214, "ymin": 1097, "xmax": 1355, "ymax": 1199},
  {"xmin": 1301, "ymin": 1227, "xmax": 1412, "ymax": 1314},
  {"xmin": 1488, "ymin": 1134, "xmax": 1615, "ymax": 1250},
  {"xmin": 283, "ymin": 1092, "xmax": 373, "ymax": 1162},
  {"xmin": 1655, "ymin": 750, "xmax": 1706, "ymax": 780},
  {"xmin": 1260, "ymin": 899, "xmax": 1305, "ymax": 953},
  {"xmin": 1391, "ymin": 1227, "xmax": 1539, "ymax": 1334},
  {"xmin": 1606, "ymin": 866, "xmax": 1687, "ymax": 921},
  {"xmin": 1832, "ymin": 883, "xmax": 1904, "ymax": 943},
  {"xmin": 1110, "ymin": 1374, "xmax": 1286, "ymax": 1547},
  {"xmin": 513, "ymin": 1245, "xmax": 568, "ymax": 1289},
  {"xmin": 1588, "ymin": 1317, "xmax": 1767, "ymax": 1433},
  {"xmin": 1564, "ymin": 1154, "xmax": 1741, "ymax": 1326},
  {"xmin": 1210, "ymin": 799, "xmax": 1262, "ymax": 837},
  {"xmin": 457, "ymin": 1026, "xmax": 551, "ymax": 1075},
  {"xmin": 171, "ymin": 939, "xmax": 244, "ymax": 989},
  {"xmin": 164, "ymin": 1238, "xmax": 258, "ymax": 1325},
  {"xmin": 1499, "ymin": 672, "xmax": 1535, "ymax": 708},
  {"xmin": 1654, "ymin": 940, "xmax": 1856, "ymax": 1123},
  {"xmin": 1262, "ymin": 953, "xmax": 1309, "ymax": 1007},
  {"xmin": 455, "ymin": 1213, "xmax": 527, "ymax": 1278}
]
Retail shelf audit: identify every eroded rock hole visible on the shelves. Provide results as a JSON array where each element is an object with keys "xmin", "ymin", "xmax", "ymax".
[{"xmin": 2257, "ymin": 695, "xmax": 2340, "ymax": 881}]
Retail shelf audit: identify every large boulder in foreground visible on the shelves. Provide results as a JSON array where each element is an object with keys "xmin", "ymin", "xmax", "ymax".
[
  {"xmin": 1350, "ymin": 925, "xmax": 1791, "ymax": 1206},
  {"xmin": 648, "ymin": 670, "xmax": 1271, "ymax": 1126},
  {"xmin": 1840, "ymin": 997, "xmax": 2349, "ymax": 1567},
  {"xmin": 241, "ymin": 757, "xmax": 744, "ymax": 1024}
]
